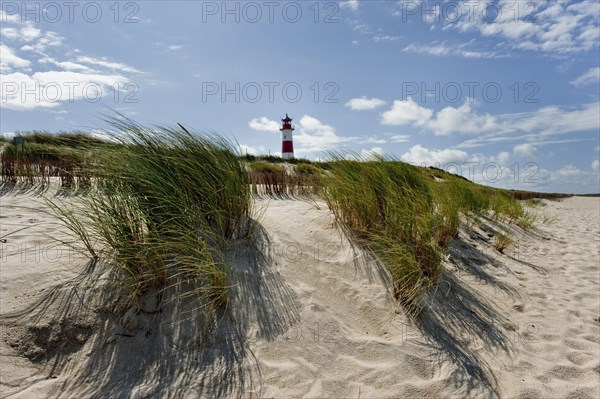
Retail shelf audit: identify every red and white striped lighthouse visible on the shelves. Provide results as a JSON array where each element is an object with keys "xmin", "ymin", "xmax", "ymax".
[{"xmin": 280, "ymin": 113, "xmax": 294, "ymax": 160}]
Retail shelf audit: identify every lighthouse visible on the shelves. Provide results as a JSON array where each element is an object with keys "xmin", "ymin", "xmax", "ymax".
[{"xmin": 280, "ymin": 113, "xmax": 295, "ymax": 159}]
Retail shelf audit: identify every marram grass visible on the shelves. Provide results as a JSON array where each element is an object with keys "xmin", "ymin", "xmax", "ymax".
[
  {"xmin": 51, "ymin": 117, "xmax": 252, "ymax": 317},
  {"xmin": 321, "ymin": 155, "xmax": 444, "ymax": 312},
  {"xmin": 321, "ymin": 153, "xmax": 532, "ymax": 313}
]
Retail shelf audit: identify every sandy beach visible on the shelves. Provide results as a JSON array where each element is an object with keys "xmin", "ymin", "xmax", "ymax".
[{"xmin": 1, "ymin": 193, "xmax": 599, "ymax": 398}]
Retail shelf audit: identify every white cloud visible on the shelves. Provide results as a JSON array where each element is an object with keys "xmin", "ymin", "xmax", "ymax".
[
  {"xmin": 390, "ymin": 134, "xmax": 410, "ymax": 143},
  {"xmin": 0, "ymin": 17, "xmax": 141, "ymax": 111},
  {"xmin": 9, "ymin": 26, "xmax": 64, "ymax": 52},
  {"xmin": 248, "ymin": 117, "xmax": 279, "ymax": 133},
  {"xmin": 345, "ymin": 96, "xmax": 386, "ymax": 110},
  {"xmin": 39, "ymin": 57, "xmax": 96, "ymax": 73},
  {"xmin": 426, "ymin": 102, "xmax": 497, "ymax": 136},
  {"xmin": 561, "ymin": 164, "xmax": 586, "ymax": 176},
  {"xmin": 442, "ymin": 1, "xmax": 600, "ymax": 55},
  {"xmin": 398, "ymin": 142, "xmax": 599, "ymax": 193},
  {"xmin": 381, "ymin": 97, "xmax": 433, "ymax": 126},
  {"xmin": 361, "ymin": 146, "xmax": 383, "ymax": 159},
  {"xmin": 33, "ymin": 31, "xmax": 63, "ymax": 51},
  {"xmin": 294, "ymin": 115, "xmax": 355, "ymax": 152},
  {"xmin": 400, "ymin": 144, "xmax": 469, "ymax": 166},
  {"xmin": 513, "ymin": 163, "xmax": 600, "ymax": 194},
  {"xmin": 424, "ymin": 3, "xmax": 441, "ymax": 24},
  {"xmin": 403, "ymin": 42, "xmax": 499, "ymax": 59},
  {"xmin": 298, "ymin": 115, "xmax": 330, "ymax": 131},
  {"xmin": 570, "ymin": 67, "xmax": 600, "ymax": 87},
  {"xmin": 0, "ymin": 23, "xmax": 42, "ymax": 42},
  {"xmin": 168, "ymin": 44, "xmax": 183, "ymax": 51},
  {"xmin": 20, "ymin": 25, "xmax": 41, "ymax": 42},
  {"xmin": 340, "ymin": 0, "xmax": 358, "ymax": 11},
  {"xmin": 76, "ymin": 56, "xmax": 141, "ymax": 74},
  {"xmin": 513, "ymin": 143, "xmax": 537, "ymax": 157},
  {"xmin": 499, "ymin": 163, "xmax": 599, "ymax": 193},
  {"xmin": 373, "ymin": 35, "xmax": 402, "ymax": 43},
  {"xmin": 0, "ymin": 10, "xmax": 20, "ymax": 23},
  {"xmin": 592, "ymin": 160, "xmax": 600, "ymax": 171},
  {"xmin": 360, "ymin": 136, "xmax": 386, "ymax": 144},
  {"xmin": 505, "ymin": 102, "xmax": 600, "ymax": 137},
  {"xmin": 379, "ymin": 99, "xmax": 600, "ymax": 147},
  {"xmin": 239, "ymin": 144, "xmax": 266, "ymax": 156},
  {"xmin": 0, "ymin": 71, "xmax": 128, "ymax": 110},
  {"xmin": 493, "ymin": 151, "xmax": 511, "ymax": 164},
  {"xmin": 1, "ymin": 27, "xmax": 19, "ymax": 40},
  {"xmin": 536, "ymin": 164, "xmax": 598, "ymax": 188},
  {"xmin": 348, "ymin": 18, "xmax": 404, "ymax": 44},
  {"xmin": 381, "ymin": 99, "xmax": 497, "ymax": 136},
  {"xmin": 0, "ymin": 44, "xmax": 30, "ymax": 72},
  {"xmin": 403, "ymin": 43, "xmax": 450, "ymax": 56}
]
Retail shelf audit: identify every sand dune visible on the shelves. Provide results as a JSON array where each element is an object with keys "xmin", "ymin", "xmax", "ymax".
[{"xmin": 1, "ymin": 193, "xmax": 599, "ymax": 398}]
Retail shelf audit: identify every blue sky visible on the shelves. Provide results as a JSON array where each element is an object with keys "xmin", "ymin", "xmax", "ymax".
[{"xmin": 1, "ymin": 0, "xmax": 599, "ymax": 193}]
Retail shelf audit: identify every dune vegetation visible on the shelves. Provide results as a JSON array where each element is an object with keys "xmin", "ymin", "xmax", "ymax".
[
  {"xmin": 319, "ymin": 154, "xmax": 544, "ymax": 312},
  {"xmin": 1, "ymin": 134, "xmax": 95, "ymax": 188},
  {"xmin": 0, "ymin": 123, "xmax": 556, "ymax": 315},
  {"xmin": 4, "ymin": 121, "xmax": 253, "ymax": 323}
]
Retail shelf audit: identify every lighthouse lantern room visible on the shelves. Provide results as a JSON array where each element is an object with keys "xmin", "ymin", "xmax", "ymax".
[{"xmin": 280, "ymin": 113, "xmax": 294, "ymax": 159}]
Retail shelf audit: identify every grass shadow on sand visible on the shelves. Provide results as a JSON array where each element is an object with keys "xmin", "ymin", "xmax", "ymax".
[
  {"xmin": 343, "ymin": 227, "xmax": 394, "ymax": 296},
  {"xmin": 415, "ymin": 232, "xmax": 526, "ymax": 399},
  {"xmin": 0, "ymin": 181, "xmax": 89, "ymax": 198},
  {"xmin": 0, "ymin": 259, "xmax": 100, "ymax": 394},
  {"xmin": 339, "ymin": 219, "xmax": 519, "ymax": 397},
  {"xmin": 251, "ymin": 189, "xmax": 321, "ymax": 202},
  {"xmin": 0, "ymin": 182, "xmax": 50, "ymax": 197},
  {"xmin": 447, "ymin": 236, "xmax": 522, "ymax": 299},
  {"xmin": 1, "ymin": 223, "xmax": 300, "ymax": 399}
]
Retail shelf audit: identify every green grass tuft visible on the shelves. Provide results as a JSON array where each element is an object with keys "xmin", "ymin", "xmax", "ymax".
[
  {"xmin": 493, "ymin": 232, "xmax": 512, "ymax": 253},
  {"xmin": 50, "ymin": 117, "xmax": 252, "ymax": 317},
  {"xmin": 321, "ymin": 156, "xmax": 443, "ymax": 313}
]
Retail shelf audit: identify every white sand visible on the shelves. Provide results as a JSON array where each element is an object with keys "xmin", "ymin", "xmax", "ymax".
[{"xmin": 1, "ymin": 193, "xmax": 599, "ymax": 398}]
